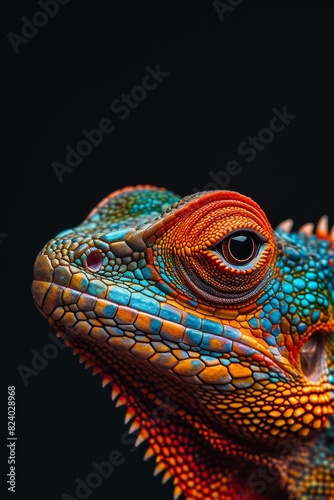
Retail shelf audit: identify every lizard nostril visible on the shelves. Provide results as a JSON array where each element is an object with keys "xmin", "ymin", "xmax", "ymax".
[{"xmin": 86, "ymin": 250, "xmax": 103, "ymax": 272}]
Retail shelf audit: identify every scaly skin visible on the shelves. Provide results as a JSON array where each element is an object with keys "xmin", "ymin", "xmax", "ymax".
[{"xmin": 32, "ymin": 186, "xmax": 334, "ymax": 499}]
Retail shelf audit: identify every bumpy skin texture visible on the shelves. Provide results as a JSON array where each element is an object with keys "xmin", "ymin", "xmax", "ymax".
[{"xmin": 32, "ymin": 186, "xmax": 334, "ymax": 499}]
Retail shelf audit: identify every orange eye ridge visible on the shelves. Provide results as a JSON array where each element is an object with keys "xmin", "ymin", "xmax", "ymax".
[{"xmin": 147, "ymin": 190, "xmax": 277, "ymax": 305}]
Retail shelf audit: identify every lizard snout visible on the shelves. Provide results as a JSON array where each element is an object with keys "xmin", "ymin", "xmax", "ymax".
[{"xmin": 32, "ymin": 249, "xmax": 74, "ymax": 319}]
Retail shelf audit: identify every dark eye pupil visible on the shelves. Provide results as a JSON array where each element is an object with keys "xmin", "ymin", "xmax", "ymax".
[
  {"xmin": 228, "ymin": 232, "xmax": 254, "ymax": 262},
  {"xmin": 215, "ymin": 230, "xmax": 259, "ymax": 265}
]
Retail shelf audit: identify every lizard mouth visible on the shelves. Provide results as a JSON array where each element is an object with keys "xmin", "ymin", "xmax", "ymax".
[{"xmin": 299, "ymin": 329, "xmax": 326, "ymax": 382}]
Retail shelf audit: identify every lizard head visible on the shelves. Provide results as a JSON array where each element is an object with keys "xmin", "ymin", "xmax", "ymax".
[{"xmin": 32, "ymin": 186, "xmax": 334, "ymax": 496}]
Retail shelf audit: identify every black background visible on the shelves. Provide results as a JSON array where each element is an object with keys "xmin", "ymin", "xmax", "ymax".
[{"xmin": 2, "ymin": 1, "xmax": 334, "ymax": 499}]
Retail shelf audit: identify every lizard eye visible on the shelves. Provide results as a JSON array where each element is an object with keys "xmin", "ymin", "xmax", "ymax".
[
  {"xmin": 147, "ymin": 190, "xmax": 276, "ymax": 305},
  {"xmin": 215, "ymin": 230, "xmax": 262, "ymax": 266}
]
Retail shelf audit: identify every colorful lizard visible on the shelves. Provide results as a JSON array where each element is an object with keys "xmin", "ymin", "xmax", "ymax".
[{"xmin": 32, "ymin": 185, "xmax": 334, "ymax": 499}]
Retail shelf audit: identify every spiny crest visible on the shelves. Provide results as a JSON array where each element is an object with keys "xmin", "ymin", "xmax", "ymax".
[{"xmin": 276, "ymin": 215, "xmax": 334, "ymax": 248}]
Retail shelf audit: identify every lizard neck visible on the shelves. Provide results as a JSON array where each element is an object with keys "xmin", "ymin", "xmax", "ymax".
[{"xmin": 60, "ymin": 330, "xmax": 320, "ymax": 500}]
